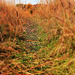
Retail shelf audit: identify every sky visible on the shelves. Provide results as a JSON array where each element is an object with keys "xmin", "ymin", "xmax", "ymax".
[{"xmin": 15, "ymin": 0, "xmax": 40, "ymax": 4}]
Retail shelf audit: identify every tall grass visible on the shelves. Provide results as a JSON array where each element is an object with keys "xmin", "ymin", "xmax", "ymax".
[
  {"xmin": 0, "ymin": 0, "xmax": 75, "ymax": 75},
  {"xmin": 0, "ymin": 1, "xmax": 32, "ymax": 46},
  {"xmin": 0, "ymin": 1, "xmax": 33, "ymax": 74},
  {"xmin": 36, "ymin": 0, "xmax": 75, "ymax": 50},
  {"xmin": 33, "ymin": 0, "xmax": 75, "ymax": 74}
]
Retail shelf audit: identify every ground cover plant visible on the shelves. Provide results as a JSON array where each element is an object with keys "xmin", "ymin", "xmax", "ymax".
[{"xmin": 0, "ymin": 0, "xmax": 75, "ymax": 75}]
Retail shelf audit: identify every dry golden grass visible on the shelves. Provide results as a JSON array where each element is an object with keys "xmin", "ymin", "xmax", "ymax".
[
  {"xmin": 0, "ymin": 0, "xmax": 75, "ymax": 75},
  {"xmin": 0, "ymin": 1, "xmax": 32, "ymax": 74}
]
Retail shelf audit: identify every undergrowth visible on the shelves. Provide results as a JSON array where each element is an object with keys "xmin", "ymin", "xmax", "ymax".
[{"xmin": 0, "ymin": 0, "xmax": 75, "ymax": 75}]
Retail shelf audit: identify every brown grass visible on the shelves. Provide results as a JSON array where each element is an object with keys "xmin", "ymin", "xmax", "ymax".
[{"xmin": 0, "ymin": 0, "xmax": 75, "ymax": 75}]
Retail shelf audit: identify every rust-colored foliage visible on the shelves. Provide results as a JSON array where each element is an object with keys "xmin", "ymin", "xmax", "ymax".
[
  {"xmin": 0, "ymin": 0, "xmax": 75, "ymax": 75},
  {"xmin": 0, "ymin": 2, "xmax": 29, "ymax": 42},
  {"xmin": 37, "ymin": 0, "xmax": 75, "ymax": 38},
  {"xmin": 0, "ymin": 2, "xmax": 30, "ymax": 74},
  {"xmin": 26, "ymin": 3, "xmax": 35, "ymax": 14},
  {"xmin": 26, "ymin": 3, "xmax": 32, "ymax": 9},
  {"xmin": 16, "ymin": 3, "xmax": 38, "ymax": 14}
]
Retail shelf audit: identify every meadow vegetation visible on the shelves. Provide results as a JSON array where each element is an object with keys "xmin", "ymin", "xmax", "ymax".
[{"xmin": 0, "ymin": 0, "xmax": 75, "ymax": 75}]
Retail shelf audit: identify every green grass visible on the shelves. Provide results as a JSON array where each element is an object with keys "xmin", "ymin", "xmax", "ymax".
[{"xmin": 0, "ymin": 0, "xmax": 75, "ymax": 75}]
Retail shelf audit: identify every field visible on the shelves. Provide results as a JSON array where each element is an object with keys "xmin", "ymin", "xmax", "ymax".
[{"xmin": 0, "ymin": 0, "xmax": 75, "ymax": 75}]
